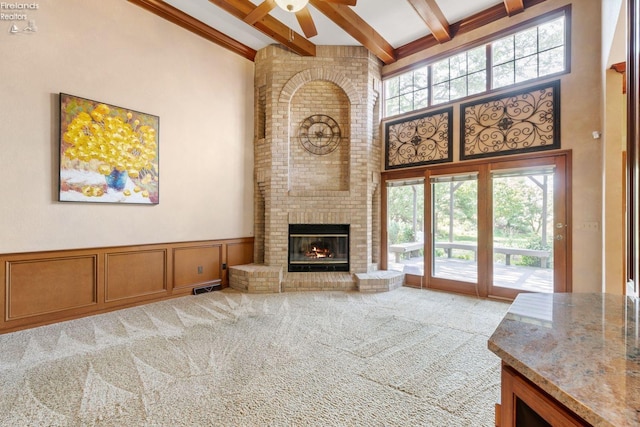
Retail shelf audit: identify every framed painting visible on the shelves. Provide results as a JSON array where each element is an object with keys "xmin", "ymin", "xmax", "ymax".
[
  {"xmin": 59, "ymin": 93, "xmax": 159, "ymax": 204},
  {"xmin": 460, "ymin": 80, "xmax": 560, "ymax": 160},
  {"xmin": 384, "ymin": 107, "xmax": 453, "ymax": 170}
]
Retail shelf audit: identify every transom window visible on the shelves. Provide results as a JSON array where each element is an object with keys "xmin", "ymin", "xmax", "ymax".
[
  {"xmin": 492, "ymin": 16, "xmax": 566, "ymax": 88},
  {"xmin": 432, "ymin": 46, "xmax": 487, "ymax": 105},
  {"xmin": 383, "ymin": 7, "xmax": 569, "ymax": 118},
  {"xmin": 384, "ymin": 68, "xmax": 429, "ymax": 117}
]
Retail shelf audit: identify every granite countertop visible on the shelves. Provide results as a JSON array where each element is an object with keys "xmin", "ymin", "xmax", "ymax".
[{"xmin": 488, "ymin": 293, "xmax": 640, "ymax": 427}]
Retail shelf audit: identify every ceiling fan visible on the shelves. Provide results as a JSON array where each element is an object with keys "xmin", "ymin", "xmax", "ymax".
[{"xmin": 244, "ymin": 0, "xmax": 357, "ymax": 38}]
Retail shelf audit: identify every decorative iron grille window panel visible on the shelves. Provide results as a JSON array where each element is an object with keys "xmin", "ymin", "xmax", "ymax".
[
  {"xmin": 460, "ymin": 81, "xmax": 560, "ymax": 160},
  {"xmin": 384, "ymin": 107, "xmax": 453, "ymax": 170}
]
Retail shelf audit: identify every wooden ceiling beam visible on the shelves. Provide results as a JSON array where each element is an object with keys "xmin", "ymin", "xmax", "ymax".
[
  {"xmin": 611, "ymin": 62, "xmax": 627, "ymax": 94},
  {"xmin": 309, "ymin": 0, "xmax": 396, "ymax": 64},
  {"xmin": 209, "ymin": 0, "xmax": 316, "ymax": 57},
  {"xmin": 244, "ymin": 0, "xmax": 276, "ymax": 25},
  {"xmin": 407, "ymin": 0, "xmax": 451, "ymax": 43},
  {"xmin": 395, "ymin": 0, "xmax": 547, "ymax": 63},
  {"xmin": 128, "ymin": 0, "xmax": 257, "ymax": 61},
  {"xmin": 504, "ymin": 0, "xmax": 525, "ymax": 16}
]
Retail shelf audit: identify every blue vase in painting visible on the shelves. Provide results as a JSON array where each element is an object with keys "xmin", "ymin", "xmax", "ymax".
[{"xmin": 105, "ymin": 168, "xmax": 127, "ymax": 191}]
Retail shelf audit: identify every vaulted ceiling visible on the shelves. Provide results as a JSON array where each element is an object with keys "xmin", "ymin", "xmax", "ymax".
[{"xmin": 128, "ymin": 0, "xmax": 546, "ymax": 65}]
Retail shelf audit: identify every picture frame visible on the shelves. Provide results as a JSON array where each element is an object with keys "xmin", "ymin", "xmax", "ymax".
[
  {"xmin": 384, "ymin": 107, "xmax": 453, "ymax": 170},
  {"xmin": 58, "ymin": 93, "xmax": 159, "ymax": 204},
  {"xmin": 460, "ymin": 80, "xmax": 560, "ymax": 160}
]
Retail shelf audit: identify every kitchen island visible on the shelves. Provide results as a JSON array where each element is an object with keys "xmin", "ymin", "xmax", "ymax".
[{"xmin": 488, "ymin": 293, "xmax": 640, "ymax": 426}]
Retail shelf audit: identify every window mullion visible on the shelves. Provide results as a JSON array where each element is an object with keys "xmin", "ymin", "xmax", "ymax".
[
  {"xmin": 428, "ymin": 64, "xmax": 433, "ymax": 107},
  {"xmin": 464, "ymin": 51, "xmax": 469, "ymax": 98},
  {"xmin": 447, "ymin": 58, "xmax": 452, "ymax": 103},
  {"xmin": 536, "ymin": 26, "xmax": 541, "ymax": 81},
  {"xmin": 486, "ymin": 44, "xmax": 493, "ymax": 91},
  {"xmin": 511, "ymin": 36, "xmax": 516, "ymax": 86},
  {"xmin": 412, "ymin": 71, "xmax": 418, "ymax": 111}
]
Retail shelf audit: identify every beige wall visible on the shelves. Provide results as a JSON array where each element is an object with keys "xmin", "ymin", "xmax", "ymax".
[
  {"xmin": 383, "ymin": 0, "xmax": 604, "ymax": 293},
  {"xmin": 602, "ymin": 69, "xmax": 626, "ymax": 293},
  {"xmin": 0, "ymin": 0, "xmax": 255, "ymax": 253},
  {"xmin": 601, "ymin": 0, "xmax": 627, "ymax": 293}
]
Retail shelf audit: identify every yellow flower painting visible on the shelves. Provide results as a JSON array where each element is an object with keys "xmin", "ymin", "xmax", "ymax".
[{"xmin": 59, "ymin": 93, "xmax": 159, "ymax": 204}]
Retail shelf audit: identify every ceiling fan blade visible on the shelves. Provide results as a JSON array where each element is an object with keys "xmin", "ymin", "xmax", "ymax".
[
  {"xmin": 295, "ymin": 7, "xmax": 318, "ymax": 38},
  {"xmin": 244, "ymin": 0, "xmax": 277, "ymax": 25},
  {"xmin": 322, "ymin": 0, "xmax": 357, "ymax": 6}
]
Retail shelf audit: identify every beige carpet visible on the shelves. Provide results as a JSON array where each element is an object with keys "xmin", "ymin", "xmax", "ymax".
[{"xmin": 0, "ymin": 287, "xmax": 510, "ymax": 426}]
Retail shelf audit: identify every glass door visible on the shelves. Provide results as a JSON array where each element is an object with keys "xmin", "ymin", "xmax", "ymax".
[
  {"xmin": 426, "ymin": 165, "xmax": 488, "ymax": 296},
  {"xmin": 490, "ymin": 168, "xmax": 554, "ymax": 293},
  {"xmin": 488, "ymin": 156, "xmax": 568, "ymax": 299},
  {"xmin": 422, "ymin": 153, "xmax": 569, "ymax": 299},
  {"xmin": 386, "ymin": 179, "xmax": 425, "ymax": 277}
]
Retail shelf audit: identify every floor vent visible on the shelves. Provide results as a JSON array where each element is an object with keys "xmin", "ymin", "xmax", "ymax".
[{"xmin": 193, "ymin": 281, "xmax": 223, "ymax": 295}]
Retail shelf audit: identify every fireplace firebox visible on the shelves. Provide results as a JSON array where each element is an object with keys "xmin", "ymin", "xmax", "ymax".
[{"xmin": 288, "ymin": 224, "xmax": 349, "ymax": 272}]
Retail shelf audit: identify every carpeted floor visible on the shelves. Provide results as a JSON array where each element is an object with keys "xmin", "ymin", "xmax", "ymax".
[{"xmin": 0, "ymin": 287, "xmax": 510, "ymax": 426}]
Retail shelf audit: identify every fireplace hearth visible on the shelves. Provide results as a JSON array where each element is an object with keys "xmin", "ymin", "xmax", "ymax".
[{"xmin": 288, "ymin": 224, "xmax": 349, "ymax": 272}]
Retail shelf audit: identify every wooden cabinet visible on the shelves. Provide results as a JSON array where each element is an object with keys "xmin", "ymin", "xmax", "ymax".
[{"xmin": 497, "ymin": 364, "xmax": 590, "ymax": 427}]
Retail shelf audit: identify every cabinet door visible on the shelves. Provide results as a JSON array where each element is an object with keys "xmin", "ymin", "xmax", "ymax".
[{"xmin": 500, "ymin": 365, "xmax": 590, "ymax": 427}]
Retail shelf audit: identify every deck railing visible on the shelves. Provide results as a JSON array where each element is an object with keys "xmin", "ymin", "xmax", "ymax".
[{"xmin": 389, "ymin": 241, "xmax": 551, "ymax": 268}]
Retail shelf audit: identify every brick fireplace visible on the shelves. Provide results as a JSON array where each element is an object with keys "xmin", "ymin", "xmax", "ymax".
[{"xmin": 230, "ymin": 45, "xmax": 392, "ymax": 292}]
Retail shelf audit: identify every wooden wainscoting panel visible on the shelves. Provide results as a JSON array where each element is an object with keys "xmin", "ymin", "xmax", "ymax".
[
  {"xmin": 225, "ymin": 239, "xmax": 255, "ymax": 285},
  {"xmin": 6, "ymin": 256, "xmax": 97, "ymax": 320},
  {"xmin": 173, "ymin": 245, "xmax": 222, "ymax": 290},
  {"xmin": 226, "ymin": 239, "xmax": 255, "ymax": 267},
  {"xmin": 0, "ymin": 236, "xmax": 252, "ymax": 332},
  {"xmin": 105, "ymin": 249, "xmax": 167, "ymax": 302}
]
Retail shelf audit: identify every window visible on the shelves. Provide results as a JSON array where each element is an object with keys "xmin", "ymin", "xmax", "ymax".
[
  {"xmin": 384, "ymin": 67, "xmax": 429, "ymax": 117},
  {"xmin": 382, "ymin": 8, "xmax": 569, "ymax": 118},
  {"xmin": 432, "ymin": 46, "xmax": 487, "ymax": 105},
  {"xmin": 492, "ymin": 16, "xmax": 566, "ymax": 88}
]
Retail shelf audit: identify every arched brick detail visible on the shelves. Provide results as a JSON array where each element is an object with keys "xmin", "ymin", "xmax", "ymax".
[{"xmin": 278, "ymin": 67, "xmax": 362, "ymax": 105}]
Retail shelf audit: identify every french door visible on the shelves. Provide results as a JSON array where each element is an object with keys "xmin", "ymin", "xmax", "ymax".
[{"xmin": 424, "ymin": 153, "xmax": 570, "ymax": 299}]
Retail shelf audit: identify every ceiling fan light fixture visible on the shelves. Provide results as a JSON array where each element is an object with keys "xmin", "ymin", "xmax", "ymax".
[{"xmin": 274, "ymin": 0, "xmax": 309, "ymax": 13}]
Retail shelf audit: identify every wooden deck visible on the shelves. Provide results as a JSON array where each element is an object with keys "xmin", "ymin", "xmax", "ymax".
[{"xmin": 389, "ymin": 256, "xmax": 553, "ymax": 293}]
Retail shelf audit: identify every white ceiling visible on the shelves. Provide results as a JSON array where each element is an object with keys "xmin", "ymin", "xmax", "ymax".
[{"xmin": 161, "ymin": 0, "xmax": 505, "ymax": 52}]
